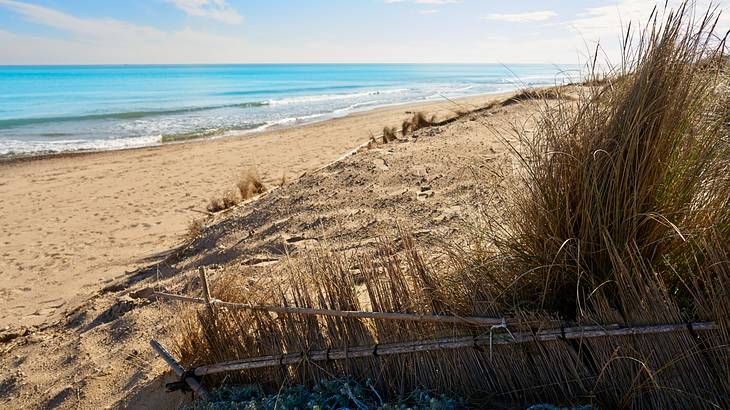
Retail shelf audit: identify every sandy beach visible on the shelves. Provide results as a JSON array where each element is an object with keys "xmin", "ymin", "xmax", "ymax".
[
  {"xmin": 0, "ymin": 92, "xmax": 510, "ymax": 328},
  {"xmin": 2, "ymin": 1, "xmax": 727, "ymax": 408}
]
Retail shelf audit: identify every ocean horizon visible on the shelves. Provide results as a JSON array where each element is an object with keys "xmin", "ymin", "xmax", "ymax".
[{"xmin": 0, "ymin": 64, "xmax": 578, "ymax": 156}]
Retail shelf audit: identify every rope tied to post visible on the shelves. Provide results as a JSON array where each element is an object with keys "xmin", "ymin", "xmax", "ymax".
[{"xmin": 488, "ymin": 318, "xmax": 515, "ymax": 360}]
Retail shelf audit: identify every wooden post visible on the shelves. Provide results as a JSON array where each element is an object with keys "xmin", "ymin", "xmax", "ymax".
[
  {"xmin": 150, "ymin": 339, "xmax": 210, "ymax": 401},
  {"xmin": 198, "ymin": 266, "xmax": 214, "ymax": 315}
]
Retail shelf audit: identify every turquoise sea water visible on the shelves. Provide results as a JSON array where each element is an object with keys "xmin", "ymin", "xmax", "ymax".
[{"xmin": 0, "ymin": 64, "xmax": 577, "ymax": 156}]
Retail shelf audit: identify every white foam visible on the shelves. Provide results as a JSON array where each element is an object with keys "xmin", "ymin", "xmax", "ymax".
[
  {"xmin": 333, "ymin": 100, "xmax": 379, "ymax": 115},
  {"xmin": 269, "ymin": 88, "xmax": 409, "ymax": 106},
  {"xmin": 264, "ymin": 112, "xmax": 328, "ymax": 127},
  {"xmin": 0, "ymin": 134, "xmax": 162, "ymax": 156}
]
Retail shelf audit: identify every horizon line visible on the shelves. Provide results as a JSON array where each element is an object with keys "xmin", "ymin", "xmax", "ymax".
[{"xmin": 0, "ymin": 62, "xmax": 581, "ymax": 67}]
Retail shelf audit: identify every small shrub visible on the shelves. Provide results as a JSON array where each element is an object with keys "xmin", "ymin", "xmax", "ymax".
[
  {"xmin": 207, "ymin": 190, "xmax": 242, "ymax": 213},
  {"xmin": 206, "ymin": 168, "xmax": 267, "ymax": 213},
  {"xmin": 186, "ymin": 218, "xmax": 205, "ymax": 241}
]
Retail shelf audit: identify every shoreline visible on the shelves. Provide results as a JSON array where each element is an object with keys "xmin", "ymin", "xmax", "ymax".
[{"xmin": 0, "ymin": 90, "xmax": 516, "ymax": 165}]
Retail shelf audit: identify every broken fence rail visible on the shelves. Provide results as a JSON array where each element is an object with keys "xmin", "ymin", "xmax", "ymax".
[{"xmin": 150, "ymin": 339, "xmax": 210, "ymax": 400}]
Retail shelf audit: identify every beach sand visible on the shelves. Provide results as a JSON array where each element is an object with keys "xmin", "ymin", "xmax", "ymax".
[{"xmin": 0, "ymin": 92, "xmax": 511, "ymax": 328}]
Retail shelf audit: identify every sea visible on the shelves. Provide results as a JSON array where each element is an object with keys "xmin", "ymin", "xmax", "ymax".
[{"xmin": 0, "ymin": 64, "xmax": 578, "ymax": 156}]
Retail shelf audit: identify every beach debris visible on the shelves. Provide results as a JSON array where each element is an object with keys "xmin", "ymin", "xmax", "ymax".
[
  {"xmin": 373, "ymin": 158, "xmax": 389, "ymax": 171},
  {"xmin": 150, "ymin": 339, "xmax": 209, "ymax": 400},
  {"xmin": 242, "ymin": 256, "xmax": 280, "ymax": 267},
  {"xmin": 0, "ymin": 326, "xmax": 32, "ymax": 344},
  {"xmin": 129, "ymin": 287, "xmax": 156, "ymax": 300},
  {"xmin": 417, "ymin": 185, "xmax": 434, "ymax": 200}
]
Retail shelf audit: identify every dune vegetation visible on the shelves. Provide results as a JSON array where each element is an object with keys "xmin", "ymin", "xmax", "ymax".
[{"xmin": 207, "ymin": 168, "xmax": 268, "ymax": 213}]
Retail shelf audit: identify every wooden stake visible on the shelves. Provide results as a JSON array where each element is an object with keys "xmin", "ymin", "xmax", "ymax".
[
  {"xmin": 153, "ymin": 291, "xmax": 505, "ymax": 327},
  {"xmin": 191, "ymin": 321, "xmax": 717, "ymax": 377},
  {"xmin": 150, "ymin": 339, "xmax": 210, "ymax": 401},
  {"xmin": 198, "ymin": 267, "xmax": 214, "ymax": 315}
]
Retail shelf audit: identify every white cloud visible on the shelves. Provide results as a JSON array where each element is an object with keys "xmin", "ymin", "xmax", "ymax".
[
  {"xmin": 0, "ymin": 0, "xmax": 256, "ymax": 64},
  {"xmin": 484, "ymin": 10, "xmax": 557, "ymax": 23},
  {"xmin": 563, "ymin": 0, "xmax": 730, "ymax": 64},
  {"xmin": 570, "ymin": 0, "xmax": 730, "ymax": 38},
  {"xmin": 0, "ymin": 0, "xmax": 727, "ymax": 65},
  {"xmin": 569, "ymin": 1, "xmax": 656, "ymax": 38},
  {"xmin": 0, "ymin": 0, "xmax": 162, "ymax": 39},
  {"xmin": 414, "ymin": 0, "xmax": 460, "ymax": 4},
  {"xmin": 385, "ymin": 0, "xmax": 460, "ymax": 4},
  {"xmin": 165, "ymin": 0, "xmax": 243, "ymax": 25}
]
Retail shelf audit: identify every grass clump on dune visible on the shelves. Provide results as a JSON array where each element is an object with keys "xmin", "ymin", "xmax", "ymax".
[
  {"xmin": 382, "ymin": 126, "xmax": 398, "ymax": 143},
  {"xmin": 206, "ymin": 189, "xmax": 241, "ymax": 213},
  {"xmin": 237, "ymin": 168, "xmax": 267, "ymax": 200},
  {"xmin": 207, "ymin": 168, "xmax": 267, "ymax": 213},
  {"xmin": 402, "ymin": 112, "xmax": 436, "ymax": 136},
  {"xmin": 483, "ymin": 3, "xmax": 730, "ymax": 318},
  {"xmin": 501, "ymin": 88, "xmax": 565, "ymax": 106},
  {"xmin": 185, "ymin": 218, "xmax": 206, "ymax": 241}
]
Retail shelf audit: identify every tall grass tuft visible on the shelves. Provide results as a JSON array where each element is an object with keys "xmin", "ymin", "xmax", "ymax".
[{"xmin": 486, "ymin": 4, "xmax": 730, "ymax": 318}]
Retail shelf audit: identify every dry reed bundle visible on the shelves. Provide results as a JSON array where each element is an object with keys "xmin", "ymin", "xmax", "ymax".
[{"xmin": 174, "ymin": 237, "xmax": 592, "ymax": 406}]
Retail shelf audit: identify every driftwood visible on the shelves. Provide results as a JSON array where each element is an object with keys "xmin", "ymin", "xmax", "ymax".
[
  {"xmin": 153, "ymin": 291, "xmax": 506, "ymax": 327},
  {"xmin": 150, "ymin": 339, "xmax": 209, "ymax": 400},
  {"xmin": 184, "ymin": 321, "xmax": 716, "ymax": 377}
]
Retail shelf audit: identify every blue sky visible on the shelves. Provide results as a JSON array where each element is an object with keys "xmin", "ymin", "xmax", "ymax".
[{"xmin": 0, "ymin": 0, "xmax": 727, "ymax": 64}]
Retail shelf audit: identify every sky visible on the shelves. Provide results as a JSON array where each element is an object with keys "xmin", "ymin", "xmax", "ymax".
[{"xmin": 0, "ymin": 0, "xmax": 727, "ymax": 65}]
